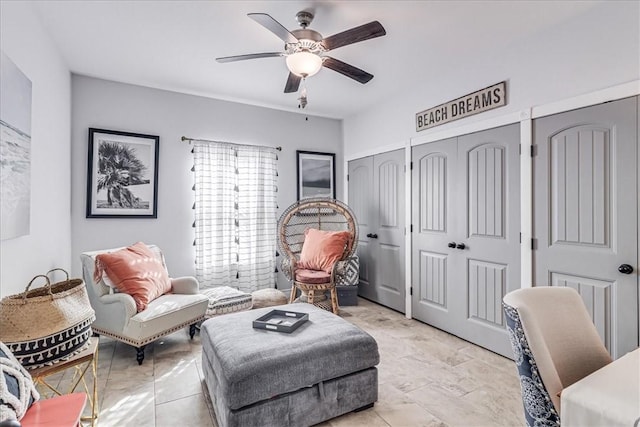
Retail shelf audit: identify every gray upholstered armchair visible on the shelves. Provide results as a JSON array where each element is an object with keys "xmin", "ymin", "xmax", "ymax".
[{"xmin": 80, "ymin": 245, "xmax": 209, "ymax": 364}]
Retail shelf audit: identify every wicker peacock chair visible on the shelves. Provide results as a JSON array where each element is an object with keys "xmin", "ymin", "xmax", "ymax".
[{"xmin": 278, "ymin": 198, "xmax": 359, "ymax": 314}]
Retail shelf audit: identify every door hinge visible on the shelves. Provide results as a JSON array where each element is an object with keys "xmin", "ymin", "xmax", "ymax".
[
  {"xmin": 347, "ymin": 174, "xmax": 349, "ymax": 181},
  {"xmin": 410, "ymin": 224, "xmax": 414, "ymax": 232},
  {"xmin": 530, "ymin": 145, "xmax": 537, "ymax": 157},
  {"xmin": 410, "ymin": 161, "xmax": 414, "ymax": 170},
  {"xmin": 519, "ymin": 232, "xmax": 522, "ymax": 243},
  {"xmin": 410, "ymin": 287, "xmax": 413, "ymax": 296},
  {"xmin": 519, "ymin": 144, "xmax": 521, "ymax": 155},
  {"xmin": 531, "ymin": 238, "xmax": 537, "ymax": 250}
]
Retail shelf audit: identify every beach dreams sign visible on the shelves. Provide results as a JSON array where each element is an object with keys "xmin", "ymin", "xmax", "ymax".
[{"xmin": 416, "ymin": 81, "xmax": 507, "ymax": 132}]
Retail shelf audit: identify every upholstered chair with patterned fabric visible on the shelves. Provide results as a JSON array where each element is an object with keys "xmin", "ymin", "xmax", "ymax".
[
  {"xmin": 278, "ymin": 198, "xmax": 359, "ymax": 314},
  {"xmin": 502, "ymin": 287, "xmax": 612, "ymax": 427},
  {"xmin": 80, "ymin": 244, "xmax": 209, "ymax": 365}
]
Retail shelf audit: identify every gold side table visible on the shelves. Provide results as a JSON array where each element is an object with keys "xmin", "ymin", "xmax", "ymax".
[{"xmin": 28, "ymin": 338, "xmax": 99, "ymax": 427}]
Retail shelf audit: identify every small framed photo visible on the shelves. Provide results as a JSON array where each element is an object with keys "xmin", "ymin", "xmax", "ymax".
[
  {"xmin": 296, "ymin": 150, "xmax": 336, "ymax": 200},
  {"xmin": 86, "ymin": 128, "xmax": 159, "ymax": 218}
]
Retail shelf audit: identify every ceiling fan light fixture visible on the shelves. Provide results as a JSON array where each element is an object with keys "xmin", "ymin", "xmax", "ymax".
[{"xmin": 286, "ymin": 51, "xmax": 323, "ymax": 77}]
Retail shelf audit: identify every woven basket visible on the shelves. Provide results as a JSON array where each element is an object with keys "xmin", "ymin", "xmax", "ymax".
[{"xmin": 0, "ymin": 269, "xmax": 96, "ymax": 368}]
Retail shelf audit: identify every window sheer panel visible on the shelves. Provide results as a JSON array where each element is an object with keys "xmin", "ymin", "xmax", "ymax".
[
  {"xmin": 194, "ymin": 143, "xmax": 237, "ymax": 287},
  {"xmin": 193, "ymin": 142, "xmax": 277, "ymax": 292},
  {"xmin": 236, "ymin": 148, "xmax": 278, "ymax": 291}
]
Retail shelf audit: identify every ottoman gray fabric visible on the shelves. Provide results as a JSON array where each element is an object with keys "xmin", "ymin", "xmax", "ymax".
[{"xmin": 201, "ymin": 303, "xmax": 379, "ymax": 427}]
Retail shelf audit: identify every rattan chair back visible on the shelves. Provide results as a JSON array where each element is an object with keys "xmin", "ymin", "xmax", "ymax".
[{"xmin": 277, "ymin": 198, "xmax": 358, "ymax": 264}]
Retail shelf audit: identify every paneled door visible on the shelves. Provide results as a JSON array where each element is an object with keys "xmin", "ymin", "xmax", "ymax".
[
  {"xmin": 349, "ymin": 149, "xmax": 406, "ymax": 312},
  {"xmin": 348, "ymin": 156, "xmax": 375, "ymax": 302},
  {"xmin": 412, "ymin": 124, "xmax": 520, "ymax": 357},
  {"xmin": 372, "ymin": 150, "xmax": 406, "ymax": 312},
  {"xmin": 533, "ymin": 96, "xmax": 639, "ymax": 359},
  {"xmin": 410, "ymin": 137, "xmax": 457, "ymax": 329}
]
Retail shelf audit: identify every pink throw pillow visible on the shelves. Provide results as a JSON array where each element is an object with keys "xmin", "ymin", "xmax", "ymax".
[
  {"xmin": 94, "ymin": 242, "xmax": 171, "ymax": 312},
  {"xmin": 298, "ymin": 229, "xmax": 351, "ymax": 274}
]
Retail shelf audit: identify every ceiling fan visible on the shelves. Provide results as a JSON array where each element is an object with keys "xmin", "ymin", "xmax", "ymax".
[{"xmin": 216, "ymin": 11, "xmax": 386, "ymax": 95}]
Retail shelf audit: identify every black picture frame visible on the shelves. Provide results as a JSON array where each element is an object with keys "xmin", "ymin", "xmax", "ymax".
[
  {"xmin": 296, "ymin": 150, "xmax": 336, "ymax": 200},
  {"xmin": 86, "ymin": 128, "xmax": 159, "ymax": 218}
]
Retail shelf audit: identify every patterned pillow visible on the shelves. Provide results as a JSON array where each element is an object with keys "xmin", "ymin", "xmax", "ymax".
[{"xmin": 0, "ymin": 341, "xmax": 39, "ymax": 422}]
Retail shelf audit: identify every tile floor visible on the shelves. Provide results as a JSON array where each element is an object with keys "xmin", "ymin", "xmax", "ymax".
[{"xmin": 38, "ymin": 298, "xmax": 525, "ymax": 427}]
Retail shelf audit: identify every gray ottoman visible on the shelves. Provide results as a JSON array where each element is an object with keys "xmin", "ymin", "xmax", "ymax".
[{"xmin": 201, "ymin": 303, "xmax": 379, "ymax": 427}]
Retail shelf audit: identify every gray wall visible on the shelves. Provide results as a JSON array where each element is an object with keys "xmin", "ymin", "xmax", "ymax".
[
  {"xmin": 71, "ymin": 75, "xmax": 343, "ymax": 286},
  {"xmin": 0, "ymin": 2, "xmax": 72, "ymax": 297}
]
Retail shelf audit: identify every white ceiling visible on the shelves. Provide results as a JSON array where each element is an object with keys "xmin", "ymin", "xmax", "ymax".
[{"xmin": 32, "ymin": 1, "xmax": 602, "ymax": 119}]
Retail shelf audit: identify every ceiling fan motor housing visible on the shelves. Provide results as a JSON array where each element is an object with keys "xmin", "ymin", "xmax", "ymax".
[
  {"xmin": 291, "ymin": 28, "xmax": 323, "ymax": 42},
  {"xmin": 288, "ymin": 29, "xmax": 325, "ymax": 56}
]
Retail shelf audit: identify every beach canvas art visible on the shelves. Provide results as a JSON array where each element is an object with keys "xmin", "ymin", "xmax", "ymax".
[
  {"xmin": 0, "ymin": 51, "xmax": 32, "ymax": 240},
  {"xmin": 296, "ymin": 151, "xmax": 336, "ymax": 200}
]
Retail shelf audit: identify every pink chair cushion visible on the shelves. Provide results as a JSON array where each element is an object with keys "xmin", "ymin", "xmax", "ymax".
[
  {"xmin": 20, "ymin": 393, "xmax": 87, "ymax": 427},
  {"xmin": 295, "ymin": 269, "xmax": 331, "ymax": 284}
]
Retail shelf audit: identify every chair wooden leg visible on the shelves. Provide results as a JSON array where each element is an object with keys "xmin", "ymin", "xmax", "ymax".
[
  {"xmin": 330, "ymin": 287, "xmax": 339, "ymax": 314},
  {"xmin": 307, "ymin": 289, "xmax": 315, "ymax": 305},
  {"xmin": 289, "ymin": 284, "xmax": 297, "ymax": 303},
  {"xmin": 189, "ymin": 323, "xmax": 197, "ymax": 339}
]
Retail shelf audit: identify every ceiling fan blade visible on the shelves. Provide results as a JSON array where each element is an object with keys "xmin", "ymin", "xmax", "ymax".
[
  {"xmin": 216, "ymin": 52, "xmax": 284, "ymax": 63},
  {"xmin": 284, "ymin": 73, "xmax": 302, "ymax": 93},
  {"xmin": 323, "ymin": 57, "xmax": 374, "ymax": 84},
  {"xmin": 248, "ymin": 13, "xmax": 298, "ymax": 44},
  {"xmin": 321, "ymin": 21, "xmax": 386, "ymax": 51}
]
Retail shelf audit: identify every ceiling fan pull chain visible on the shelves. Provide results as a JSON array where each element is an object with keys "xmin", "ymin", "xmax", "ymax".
[{"xmin": 298, "ymin": 78, "xmax": 308, "ymax": 109}]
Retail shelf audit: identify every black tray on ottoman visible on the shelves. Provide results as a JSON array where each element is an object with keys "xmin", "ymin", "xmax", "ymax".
[
  {"xmin": 201, "ymin": 303, "xmax": 379, "ymax": 427},
  {"xmin": 253, "ymin": 309, "xmax": 308, "ymax": 333}
]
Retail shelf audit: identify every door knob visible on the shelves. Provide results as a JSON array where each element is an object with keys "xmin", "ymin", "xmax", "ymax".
[
  {"xmin": 448, "ymin": 242, "xmax": 456, "ymax": 248},
  {"xmin": 618, "ymin": 264, "xmax": 634, "ymax": 274},
  {"xmin": 456, "ymin": 243, "xmax": 466, "ymax": 250},
  {"xmin": 366, "ymin": 233, "xmax": 373, "ymax": 238},
  {"xmin": 371, "ymin": 234, "xmax": 378, "ymax": 239}
]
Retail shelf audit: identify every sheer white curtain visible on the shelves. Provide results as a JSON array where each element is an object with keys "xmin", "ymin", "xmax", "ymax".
[{"xmin": 193, "ymin": 141, "xmax": 278, "ymax": 292}]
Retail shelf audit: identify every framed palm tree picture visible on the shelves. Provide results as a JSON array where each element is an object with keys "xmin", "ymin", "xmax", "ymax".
[{"xmin": 86, "ymin": 128, "xmax": 159, "ymax": 218}]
